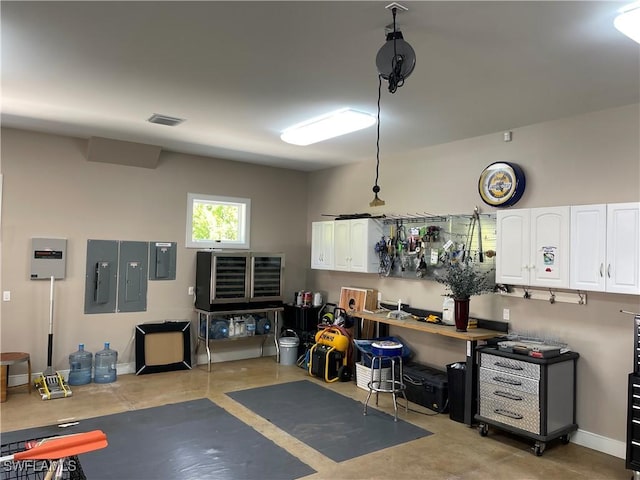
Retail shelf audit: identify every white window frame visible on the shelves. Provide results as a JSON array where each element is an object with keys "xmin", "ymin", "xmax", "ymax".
[{"xmin": 186, "ymin": 193, "xmax": 251, "ymax": 249}]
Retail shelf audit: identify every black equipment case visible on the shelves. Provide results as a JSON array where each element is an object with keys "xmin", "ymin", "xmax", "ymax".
[{"xmin": 402, "ymin": 362, "xmax": 449, "ymax": 413}]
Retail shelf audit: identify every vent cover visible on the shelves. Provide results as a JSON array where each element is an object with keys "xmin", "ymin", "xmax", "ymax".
[{"xmin": 147, "ymin": 114, "xmax": 185, "ymax": 127}]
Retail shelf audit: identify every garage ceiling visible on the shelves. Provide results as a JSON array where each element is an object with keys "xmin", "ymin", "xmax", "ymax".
[{"xmin": 2, "ymin": 1, "xmax": 638, "ymax": 171}]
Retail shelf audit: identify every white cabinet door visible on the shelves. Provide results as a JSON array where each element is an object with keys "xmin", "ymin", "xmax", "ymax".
[
  {"xmin": 570, "ymin": 204, "xmax": 607, "ymax": 291},
  {"xmin": 496, "ymin": 207, "xmax": 569, "ymax": 288},
  {"xmin": 311, "ymin": 221, "xmax": 334, "ymax": 270},
  {"xmin": 333, "ymin": 220, "xmax": 351, "ymax": 271},
  {"xmin": 496, "ymin": 209, "xmax": 530, "ymax": 285},
  {"xmin": 529, "ymin": 206, "xmax": 570, "ymax": 288},
  {"xmin": 606, "ymin": 202, "xmax": 640, "ymax": 294},
  {"xmin": 332, "ymin": 219, "xmax": 382, "ymax": 273}
]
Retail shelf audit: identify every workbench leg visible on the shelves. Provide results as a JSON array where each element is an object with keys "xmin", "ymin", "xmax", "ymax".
[
  {"xmin": 274, "ymin": 311, "xmax": 280, "ymax": 363},
  {"xmin": 464, "ymin": 340, "xmax": 478, "ymax": 426}
]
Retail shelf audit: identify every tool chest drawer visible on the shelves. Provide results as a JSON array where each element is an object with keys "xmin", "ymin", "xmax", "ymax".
[
  {"xmin": 627, "ymin": 374, "xmax": 640, "ymax": 470},
  {"xmin": 479, "ymin": 367, "xmax": 539, "ymax": 396},
  {"xmin": 479, "ymin": 396, "xmax": 540, "ymax": 434},
  {"xmin": 476, "ymin": 347, "xmax": 579, "ymax": 456},
  {"xmin": 480, "ymin": 353, "xmax": 540, "ymax": 380}
]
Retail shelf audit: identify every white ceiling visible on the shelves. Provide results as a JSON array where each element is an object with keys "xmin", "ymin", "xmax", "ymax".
[{"xmin": 2, "ymin": 1, "xmax": 638, "ymax": 172}]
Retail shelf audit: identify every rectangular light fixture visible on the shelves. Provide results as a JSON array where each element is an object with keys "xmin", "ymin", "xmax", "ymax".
[
  {"xmin": 614, "ymin": 1, "xmax": 640, "ymax": 44},
  {"xmin": 281, "ymin": 108, "xmax": 376, "ymax": 146}
]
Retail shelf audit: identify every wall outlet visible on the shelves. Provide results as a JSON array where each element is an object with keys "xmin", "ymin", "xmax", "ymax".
[
  {"xmin": 503, "ymin": 308, "xmax": 510, "ymax": 321},
  {"xmin": 2, "ymin": 291, "xmax": 10, "ymax": 301},
  {"xmin": 188, "ymin": 286, "xmax": 194, "ymax": 296}
]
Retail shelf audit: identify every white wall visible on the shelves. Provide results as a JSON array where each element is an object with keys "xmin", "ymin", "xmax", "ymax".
[
  {"xmin": 0, "ymin": 129, "xmax": 310, "ymax": 373},
  {"xmin": 307, "ymin": 104, "xmax": 640, "ymax": 455}
]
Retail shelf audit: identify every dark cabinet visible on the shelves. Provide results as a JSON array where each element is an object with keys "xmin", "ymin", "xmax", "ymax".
[{"xmin": 627, "ymin": 373, "xmax": 640, "ymax": 472}]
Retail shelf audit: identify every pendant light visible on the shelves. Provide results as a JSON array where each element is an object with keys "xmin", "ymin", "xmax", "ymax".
[{"xmin": 370, "ymin": 3, "xmax": 416, "ymax": 208}]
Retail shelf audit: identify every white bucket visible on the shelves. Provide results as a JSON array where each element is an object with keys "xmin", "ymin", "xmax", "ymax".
[{"xmin": 279, "ymin": 336, "xmax": 300, "ymax": 365}]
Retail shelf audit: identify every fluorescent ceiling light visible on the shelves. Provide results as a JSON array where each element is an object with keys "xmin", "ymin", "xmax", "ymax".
[
  {"xmin": 281, "ymin": 108, "xmax": 376, "ymax": 146},
  {"xmin": 614, "ymin": 1, "xmax": 640, "ymax": 44}
]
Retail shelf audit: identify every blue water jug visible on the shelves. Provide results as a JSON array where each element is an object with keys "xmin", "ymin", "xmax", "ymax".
[
  {"xmin": 210, "ymin": 320, "xmax": 229, "ymax": 339},
  {"xmin": 94, "ymin": 342, "xmax": 117, "ymax": 383},
  {"xmin": 68, "ymin": 344, "xmax": 92, "ymax": 386},
  {"xmin": 256, "ymin": 316, "xmax": 271, "ymax": 335}
]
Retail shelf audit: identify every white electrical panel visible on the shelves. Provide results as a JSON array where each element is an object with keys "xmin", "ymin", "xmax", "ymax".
[{"xmin": 30, "ymin": 238, "xmax": 67, "ymax": 279}]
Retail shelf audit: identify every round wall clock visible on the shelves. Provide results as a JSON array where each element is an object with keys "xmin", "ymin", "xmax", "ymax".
[{"xmin": 478, "ymin": 162, "xmax": 526, "ymax": 207}]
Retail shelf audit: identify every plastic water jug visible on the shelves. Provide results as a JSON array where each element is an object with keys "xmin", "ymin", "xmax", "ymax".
[
  {"xmin": 256, "ymin": 316, "xmax": 271, "ymax": 335},
  {"xmin": 94, "ymin": 342, "xmax": 117, "ymax": 383},
  {"xmin": 245, "ymin": 315, "xmax": 256, "ymax": 336},
  {"xmin": 68, "ymin": 344, "xmax": 92, "ymax": 386},
  {"xmin": 210, "ymin": 320, "xmax": 229, "ymax": 339}
]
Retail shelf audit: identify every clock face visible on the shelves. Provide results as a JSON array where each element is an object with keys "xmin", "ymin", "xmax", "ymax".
[{"xmin": 478, "ymin": 162, "xmax": 526, "ymax": 207}]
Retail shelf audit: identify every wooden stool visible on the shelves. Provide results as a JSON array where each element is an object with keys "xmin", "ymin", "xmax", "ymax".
[{"xmin": 1, "ymin": 352, "xmax": 32, "ymax": 402}]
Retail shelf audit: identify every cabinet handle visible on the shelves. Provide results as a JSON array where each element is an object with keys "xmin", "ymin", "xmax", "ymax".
[
  {"xmin": 607, "ymin": 264, "xmax": 611, "ymax": 278},
  {"xmin": 493, "ymin": 376, "xmax": 522, "ymax": 386},
  {"xmin": 599, "ymin": 263, "xmax": 604, "ymax": 277},
  {"xmin": 494, "ymin": 408, "xmax": 524, "ymax": 420},
  {"xmin": 494, "ymin": 390, "xmax": 523, "ymax": 401},
  {"xmin": 494, "ymin": 361, "xmax": 524, "ymax": 371}
]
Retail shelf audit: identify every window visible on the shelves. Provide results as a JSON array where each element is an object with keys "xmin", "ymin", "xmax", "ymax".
[{"xmin": 186, "ymin": 193, "xmax": 250, "ymax": 249}]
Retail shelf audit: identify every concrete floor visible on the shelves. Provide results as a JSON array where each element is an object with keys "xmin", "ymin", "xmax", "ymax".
[{"xmin": 0, "ymin": 357, "xmax": 629, "ymax": 479}]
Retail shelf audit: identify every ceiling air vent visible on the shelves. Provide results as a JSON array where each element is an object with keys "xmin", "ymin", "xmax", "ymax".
[{"xmin": 147, "ymin": 113, "xmax": 185, "ymax": 127}]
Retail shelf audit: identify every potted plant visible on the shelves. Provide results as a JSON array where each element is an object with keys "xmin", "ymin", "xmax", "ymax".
[{"xmin": 435, "ymin": 259, "xmax": 494, "ymax": 331}]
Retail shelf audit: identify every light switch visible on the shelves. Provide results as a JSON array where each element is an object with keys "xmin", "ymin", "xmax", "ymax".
[{"xmin": 2, "ymin": 291, "xmax": 10, "ymax": 301}]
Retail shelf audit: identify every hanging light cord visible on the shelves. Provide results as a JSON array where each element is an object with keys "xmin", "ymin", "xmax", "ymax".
[
  {"xmin": 373, "ymin": 74, "xmax": 383, "ymax": 195},
  {"xmin": 387, "ymin": 7, "xmax": 405, "ymax": 94}
]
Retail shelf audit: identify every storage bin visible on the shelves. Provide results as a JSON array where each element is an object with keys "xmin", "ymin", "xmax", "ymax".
[
  {"xmin": 354, "ymin": 336, "xmax": 411, "ymax": 368},
  {"xmin": 403, "ymin": 362, "xmax": 449, "ymax": 413},
  {"xmin": 355, "ymin": 361, "xmax": 391, "ymax": 391}
]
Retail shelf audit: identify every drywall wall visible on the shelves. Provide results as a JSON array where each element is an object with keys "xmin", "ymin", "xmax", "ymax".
[
  {"xmin": 307, "ymin": 103, "xmax": 640, "ymax": 452},
  {"xmin": 0, "ymin": 128, "xmax": 309, "ymax": 372}
]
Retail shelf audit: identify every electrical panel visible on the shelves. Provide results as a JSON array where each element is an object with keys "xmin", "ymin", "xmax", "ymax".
[
  {"xmin": 118, "ymin": 241, "xmax": 148, "ymax": 312},
  {"xmin": 30, "ymin": 238, "xmax": 67, "ymax": 280},
  {"xmin": 149, "ymin": 242, "xmax": 176, "ymax": 280},
  {"xmin": 85, "ymin": 239, "xmax": 118, "ymax": 314}
]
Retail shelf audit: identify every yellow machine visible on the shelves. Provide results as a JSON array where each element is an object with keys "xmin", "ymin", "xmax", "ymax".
[{"xmin": 308, "ymin": 325, "xmax": 352, "ymax": 383}]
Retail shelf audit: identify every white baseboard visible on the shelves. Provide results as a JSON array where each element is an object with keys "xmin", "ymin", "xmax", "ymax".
[{"xmin": 572, "ymin": 428, "xmax": 626, "ymax": 459}]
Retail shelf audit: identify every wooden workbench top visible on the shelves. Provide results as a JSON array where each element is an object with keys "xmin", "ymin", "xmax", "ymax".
[{"xmin": 354, "ymin": 310, "xmax": 503, "ymax": 341}]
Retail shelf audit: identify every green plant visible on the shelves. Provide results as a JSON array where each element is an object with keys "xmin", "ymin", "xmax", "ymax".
[{"xmin": 435, "ymin": 260, "xmax": 494, "ymax": 299}]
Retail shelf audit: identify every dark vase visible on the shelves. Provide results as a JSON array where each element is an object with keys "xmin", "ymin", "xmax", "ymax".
[{"xmin": 454, "ymin": 298, "xmax": 470, "ymax": 332}]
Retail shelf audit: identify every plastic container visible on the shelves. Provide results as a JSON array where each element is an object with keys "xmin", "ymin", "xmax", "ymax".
[
  {"xmin": 256, "ymin": 316, "xmax": 271, "ymax": 335},
  {"xmin": 68, "ymin": 344, "xmax": 93, "ymax": 386},
  {"xmin": 279, "ymin": 335, "xmax": 300, "ymax": 365},
  {"xmin": 210, "ymin": 320, "xmax": 229, "ymax": 339},
  {"xmin": 246, "ymin": 315, "xmax": 256, "ymax": 336},
  {"xmin": 94, "ymin": 342, "xmax": 117, "ymax": 384}
]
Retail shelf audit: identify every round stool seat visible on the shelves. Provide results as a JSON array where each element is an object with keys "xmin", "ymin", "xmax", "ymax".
[
  {"xmin": 363, "ymin": 343, "xmax": 407, "ymax": 422},
  {"xmin": 1, "ymin": 352, "xmax": 32, "ymax": 402}
]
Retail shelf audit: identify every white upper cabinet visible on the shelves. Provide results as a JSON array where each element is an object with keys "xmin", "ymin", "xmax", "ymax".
[
  {"xmin": 333, "ymin": 218, "xmax": 383, "ymax": 273},
  {"xmin": 311, "ymin": 221, "xmax": 334, "ymax": 270},
  {"xmin": 606, "ymin": 203, "xmax": 640, "ymax": 294},
  {"xmin": 496, "ymin": 207, "xmax": 570, "ymax": 288},
  {"xmin": 570, "ymin": 203, "xmax": 640, "ymax": 294}
]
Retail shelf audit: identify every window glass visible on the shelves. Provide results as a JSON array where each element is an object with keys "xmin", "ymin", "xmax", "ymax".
[{"xmin": 186, "ymin": 193, "xmax": 250, "ymax": 249}]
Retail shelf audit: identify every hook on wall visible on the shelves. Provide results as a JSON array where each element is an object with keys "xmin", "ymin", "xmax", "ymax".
[
  {"xmin": 549, "ymin": 289, "xmax": 556, "ymax": 304},
  {"xmin": 523, "ymin": 287, "xmax": 531, "ymax": 299},
  {"xmin": 577, "ymin": 291, "xmax": 585, "ymax": 305}
]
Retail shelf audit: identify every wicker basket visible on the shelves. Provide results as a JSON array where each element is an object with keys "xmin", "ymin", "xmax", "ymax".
[{"xmin": 355, "ymin": 361, "xmax": 391, "ymax": 391}]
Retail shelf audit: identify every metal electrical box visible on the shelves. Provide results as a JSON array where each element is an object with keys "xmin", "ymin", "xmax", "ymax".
[
  {"xmin": 30, "ymin": 238, "xmax": 67, "ymax": 280},
  {"xmin": 149, "ymin": 242, "xmax": 176, "ymax": 280},
  {"xmin": 118, "ymin": 241, "xmax": 148, "ymax": 312},
  {"xmin": 85, "ymin": 240, "xmax": 118, "ymax": 314}
]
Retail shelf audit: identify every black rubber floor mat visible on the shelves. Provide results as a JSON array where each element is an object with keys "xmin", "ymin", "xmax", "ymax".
[
  {"xmin": 227, "ymin": 379, "xmax": 432, "ymax": 462},
  {"xmin": 1, "ymin": 398, "xmax": 315, "ymax": 480}
]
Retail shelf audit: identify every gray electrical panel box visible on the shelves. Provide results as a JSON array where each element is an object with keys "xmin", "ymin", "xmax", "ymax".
[
  {"xmin": 118, "ymin": 241, "xmax": 148, "ymax": 312},
  {"xmin": 31, "ymin": 238, "xmax": 67, "ymax": 280},
  {"xmin": 149, "ymin": 242, "xmax": 176, "ymax": 280},
  {"xmin": 85, "ymin": 239, "xmax": 118, "ymax": 314}
]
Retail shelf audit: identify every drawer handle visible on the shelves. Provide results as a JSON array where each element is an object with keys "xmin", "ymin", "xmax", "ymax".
[
  {"xmin": 634, "ymin": 405, "xmax": 640, "ymax": 411},
  {"xmin": 402, "ymin": 375, "xmax": 424, "ymax": 386},
  {"xmin": 493, "ymin": 376, "xmax": 522, "ymax": 386},
  {"xmin": 494, "ymin": 408, "xmax": 524, "ymax": 420},
  {"xmin": 494, "ymin": 361, "xmax": 524, "ymax": 371},
  {"xmin": 633, "ymin": 441, "xmax": 640, "ymax": 447},
  {"xmin": 633, "ymin": 419, "xmax": 640, "ymax": 425},
  {"xmin": 494, "ymin": 390, "xmax": 523, "ymax": 401}
]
